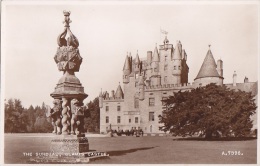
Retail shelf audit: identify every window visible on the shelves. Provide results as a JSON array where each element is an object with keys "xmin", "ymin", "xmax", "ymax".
[
  {"xmin": 135, "ymin": 117, "xmax": 138, "ymax": 123},
  {"xmin": 135, "ymin": 82, "xmax": 138, "ymax": 87},
  {"xmin": 178, "ymin": 66, "xmax": 181, "ymax": 70},
  {"xmin": 129, "ymin": 119, "xmax": 131, "ymax": 123},
  {"xmin": 106, "ymin": 116, "xmax": 109, "ymax": 123},
  {"xmin": 164, "ymin": 65, "xmax": 168, "ymax": 70},
  {"xmin": 154, "ymin": 68, "xmax": 158, "ymax": 72},
  {"xmin": 117, "ymin": 116, "xmax": 121, "ymax": 123},
  {"xmin": 135, "ymin": 73, "xmax": 139, "ymax": 79},
  {"xmin": 162, "ymin": 97, "xmax": 168, "ymax": 106},
  {"xmin": 106, "ymin": 106, "xmax": 109, "ymax": 112},
  {"xmin": 149, "ymin": 112, "xmax": 155, "ymax": 121},
  {"xmin": 174, "ymin": 66, "xmax": 176, "ymax": 70},
  {"xmin": 149, "ymin": 98, "xmax": 155, "ymax": 106},
  {"xmin": 134, "ymin": 98, "xmax": 139, "ymax": 108},
  {"xmin": 165, "ymin": 56, "xmax": 167, "ymax": 61},
  {"xmin": 117, "ymin": 105, "xmax": 121, "ymax": 111}
]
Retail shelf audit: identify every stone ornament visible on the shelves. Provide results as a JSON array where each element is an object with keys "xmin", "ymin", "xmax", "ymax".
[
  {"xmin": 50, "ymin": 11, "xmax": 88, "ymax": 136},
  {"xmin": 54, "ymin": 10, "xmax": 82, "ymax": 72}
]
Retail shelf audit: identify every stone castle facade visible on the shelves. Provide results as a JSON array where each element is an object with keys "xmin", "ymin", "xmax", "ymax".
[{"xmin": 99, "ymin": 36, "xmax": 257, "ymax": 134}]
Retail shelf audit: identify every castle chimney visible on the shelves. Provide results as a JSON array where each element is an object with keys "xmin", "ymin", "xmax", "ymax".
[
  {"xmin": 111, "ymin": 90, "xmax": 115, "ymax": 99},
  {"xmin": 244, "ymin": 77, "xmax": 249, "ymax": 83},
  {"xmin": 147, "ymin": 51, "xmax": 152, "ymax": 64},
  {"xmin": 233, "ymin": 71, "xmax": 237, "ymax": 86}
]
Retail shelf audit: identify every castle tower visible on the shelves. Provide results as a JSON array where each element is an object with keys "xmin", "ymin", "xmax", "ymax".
[
  {"xmin": 194, "ymin": 45, "xmax": 224, "ymax": 86},
  {"xmin": 172, "ymin": 41, "xmax": 182, "ymax": 84},
  {"xmin": 123, "ymin": 53, "xmax": 131, "ymax": 84}
]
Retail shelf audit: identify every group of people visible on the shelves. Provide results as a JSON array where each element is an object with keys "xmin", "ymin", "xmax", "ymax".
[{"xmin": 109, "ymin": 127, "xmax": 144, "ymax": 137}]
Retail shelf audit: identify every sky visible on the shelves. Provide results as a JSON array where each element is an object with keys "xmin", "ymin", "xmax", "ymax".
[{"xmin": 1, "ymin": 1, "xmax": 259, "ymax": 108}]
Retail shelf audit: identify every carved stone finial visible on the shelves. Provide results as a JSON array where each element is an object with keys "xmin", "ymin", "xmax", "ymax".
[
  {"xmin": 55, "ymin": 11, "xmax": 81, "ymax": 72},
  {"xmin": 63, "ymin": 10, "xmax": 71, "ymax": 27}
]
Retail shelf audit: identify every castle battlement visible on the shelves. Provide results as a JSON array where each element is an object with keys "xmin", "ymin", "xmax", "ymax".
[{"xmin": 145, "ymin": 83, "xmax": 193, "ymax": 90}]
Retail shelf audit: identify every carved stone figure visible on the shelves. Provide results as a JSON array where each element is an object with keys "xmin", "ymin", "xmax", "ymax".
[
  {"xmin": 46, "ymin": 99, "xmax": 62, "ymax": 135},
  {"xmin": 70, "ymin": 99, "xmax": 85, "ymax": 135}
]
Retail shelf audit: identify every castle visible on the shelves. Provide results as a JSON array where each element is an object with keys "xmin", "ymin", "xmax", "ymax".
[{"xmin": 99, "ymin": 36, "xmax": 257, "ymax": 134}]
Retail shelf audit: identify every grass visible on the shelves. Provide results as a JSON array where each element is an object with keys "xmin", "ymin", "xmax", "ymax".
[{"xmin": 4, "ymin": 133, "xmax": 257, "ymax": 164}]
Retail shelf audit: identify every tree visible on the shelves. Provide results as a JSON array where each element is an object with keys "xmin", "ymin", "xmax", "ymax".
[
  {"xmin": 84, "ymin": 97, "xmax": 100, "ymax": 132},
  {"xmin": 159, "ymin": 83, "xmax": 257, "ymax": 139},
  {"xmin": 4, "ymin": 99, "xmax": 28, "ymax": 133}
]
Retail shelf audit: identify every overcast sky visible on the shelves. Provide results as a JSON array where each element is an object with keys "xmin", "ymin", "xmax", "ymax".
[{"xmin": 2, "ymin": 1, "xmax": 258, "ymax": 108}]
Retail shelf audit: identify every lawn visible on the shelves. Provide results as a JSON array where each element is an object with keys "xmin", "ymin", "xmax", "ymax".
[{"xmin": 4, "ymin": 133, "xmax": 257, "ymax": 164}]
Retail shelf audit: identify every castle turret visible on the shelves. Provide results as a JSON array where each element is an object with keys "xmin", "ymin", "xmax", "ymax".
[
  {"xmin": 123, "ymin": 54, "xmax": 131, "ymax": 84},
  {"xmin": 150, "ymin": 45, "xmax": 161, "ymax": 86},
  {"xmin": 99, "ymin": 90, "xmax": 103, "ymax": 108},
  {"xmin": 151, "ymin": 45, "xmax": 160, "ymax": 75},
  {"xmin": 138, "ymin": 75, "xmax": 145, "ymax": 100},
  {"xmin": 134, "ymin": 51, "xmax": 141, "ymax": 73},
  {"xmin": 194, "ymin": 46, "xmax": 224, "ymax": 86},
  {"xmin": 217, "ymin": 59, "xmax": 223, "ymax": 77},
  {"xmin": 233, "ymin": 71, "xmax": 237, "ymax": 86},
  {"xmin": 172, "ymin": 41, "xmax": 182, "ymax": 84},
  {"xmin": 115, "ymin": 84, "xmax": 124, "ymax": 99}
]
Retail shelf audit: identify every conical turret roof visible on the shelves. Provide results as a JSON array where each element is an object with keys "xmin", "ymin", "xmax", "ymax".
[
  {"xmin": 172, "ymin": 41, "xmax": 182, "ymax": 60},
  {"xmin": 135, "ymin": 52, "xmax": 140, "ymax": 64},
  {"xmin": 152, "ymin": 45, "xmax": 159, "ymax": 62},
  {"xmin": 123, "ymin": 55, "xmax": 131, "ymax": 71},
  {"xmin": 115, "ymin": 84, "xmax": 124, "ymax": 99},
  {"xmin": 195, "ymin": 49, "xmax": 221, "ymax": 80}
]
